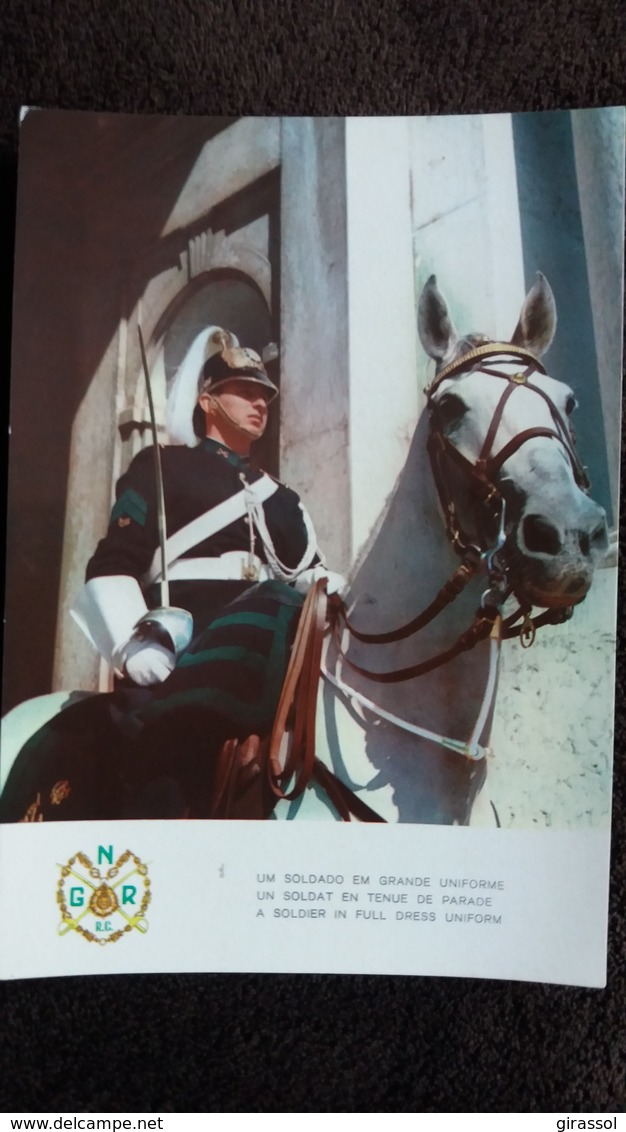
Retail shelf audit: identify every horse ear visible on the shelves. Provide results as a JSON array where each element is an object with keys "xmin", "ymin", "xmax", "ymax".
[
  {"xmin": 511, "ymin": 272, "xmax": 557, "ymax": 357},
  {"xmin": 418, "ymin": 275, "xmax": 459, "ymax": 361}
]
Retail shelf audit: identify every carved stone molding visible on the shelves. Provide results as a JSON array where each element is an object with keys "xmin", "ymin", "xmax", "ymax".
[{"xmin": 186, "ymin": 226, "xmax": 272, "ymax": 308}]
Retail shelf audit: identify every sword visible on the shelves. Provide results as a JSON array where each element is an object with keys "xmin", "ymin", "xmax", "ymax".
[{"xmin": 134, "ymin": 324, "xmax": 193, "ymax": 657}]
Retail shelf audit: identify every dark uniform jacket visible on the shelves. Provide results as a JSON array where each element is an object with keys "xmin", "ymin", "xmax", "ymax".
[
  {"xmin": 87, "ymin": 436, "xmax": 319, "ymax": 628},
  {"xmin": 0, "ymin": 439, "xmax": 319, "ymax": 823}
]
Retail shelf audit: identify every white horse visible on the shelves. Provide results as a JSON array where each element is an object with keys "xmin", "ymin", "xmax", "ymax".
[
  {"xmin": 274, "ymin": 271, "xmax": 608, "ymax": 823},
  {"xmin": 1, "ymin": 274, "xmax": 608, "ymax": 825}
]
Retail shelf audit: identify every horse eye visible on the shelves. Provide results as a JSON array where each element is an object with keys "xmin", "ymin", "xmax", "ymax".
[
  {"xmin": 433, "ymin": 393, "xmax": 467, "ymax": 431},
  {"xmin": 565, "ymin": 394, "xmax": 578, "ymax": 416}
]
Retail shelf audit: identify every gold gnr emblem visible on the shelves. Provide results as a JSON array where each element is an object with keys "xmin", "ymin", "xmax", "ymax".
[
  {"xmin": 57, "ymin": 846, "xmax": 151, "ymax": 945},
  {"xmin": 89, "ymin": 883, "xmax": 119, "ymax": 918}
]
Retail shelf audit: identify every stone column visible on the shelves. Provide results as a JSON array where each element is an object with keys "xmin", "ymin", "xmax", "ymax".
[
  {"xmin": 571, "ymin": 106, "xmax": 625, "ymax": 523},
  {"xmin": 280, "ymin": 117, "xmax": 352, "ymax": 572}
]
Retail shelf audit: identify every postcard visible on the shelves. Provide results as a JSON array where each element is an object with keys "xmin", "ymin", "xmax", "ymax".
[{"xmin": 0, "ymin": 108, "xmax": 623, "ymax": 985}]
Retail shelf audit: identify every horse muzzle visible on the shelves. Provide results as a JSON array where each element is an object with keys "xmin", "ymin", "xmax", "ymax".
[{"xmin": 508, "ymin": 498, "xmax": 608, "ymax": 607}]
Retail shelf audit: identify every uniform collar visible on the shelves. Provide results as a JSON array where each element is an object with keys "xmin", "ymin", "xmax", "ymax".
[{"xmin": 201, "ymin": 436, "xmax": 251, "ymax": 470}]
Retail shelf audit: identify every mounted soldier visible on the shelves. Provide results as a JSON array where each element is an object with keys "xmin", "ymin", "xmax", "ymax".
[
  {"xmin": 0, "ymin": 328, "xmax": 344, "ymax": 823},
  {"xmin": 1, "ymin": 278, "xmax": 609, "ymax": 828}
]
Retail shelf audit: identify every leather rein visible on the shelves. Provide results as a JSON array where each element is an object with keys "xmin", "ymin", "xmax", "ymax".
[{"xmin": 267, "ymin": 579, "xmax": 386, "ymax": 823}]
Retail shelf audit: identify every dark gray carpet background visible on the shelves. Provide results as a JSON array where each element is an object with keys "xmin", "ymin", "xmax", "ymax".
[{"xmin": 1, "ymin": 0, "xmax": 625, "ymax": 1114}]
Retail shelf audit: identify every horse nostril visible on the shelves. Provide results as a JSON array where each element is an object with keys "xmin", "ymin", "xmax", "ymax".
[
  {"xmin": 580, "ymin": 523, "xmax": 608, "ymax": 557},
  {"xmin": 591, "ymin": 522, "xmax": 608, "ymax": 550},
  {"xmin": 523, "ymin": 514, "xmax": 563, "ymax": 556}
]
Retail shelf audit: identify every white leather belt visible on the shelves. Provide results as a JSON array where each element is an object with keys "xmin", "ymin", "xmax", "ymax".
[
  {"xmin": 164, "ymin": 552, "xmax": 273, "ymax": 583},
  {"xmin": 144, "ymin": 474, "xmax": 279, "ymax": 586}
]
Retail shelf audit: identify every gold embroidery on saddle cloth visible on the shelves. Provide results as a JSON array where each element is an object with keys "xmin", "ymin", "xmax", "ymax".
[
  {"xmin": 51, "ymin": 780, "xmax": 71, "ymax": 805},
  {"xmin": 19, "ymin": 793, "xmax": 43, "ymax": 822}
]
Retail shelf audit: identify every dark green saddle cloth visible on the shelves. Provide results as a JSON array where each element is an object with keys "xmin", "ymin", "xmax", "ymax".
[{"xmin": 0, "ymin": 581, "xmax": 304, "ymax": 823}]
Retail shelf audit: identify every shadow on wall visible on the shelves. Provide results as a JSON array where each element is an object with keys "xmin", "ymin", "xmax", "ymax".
[{"xmin": 5, "ymin": 111, "xmax": 231, "ymax": 711}]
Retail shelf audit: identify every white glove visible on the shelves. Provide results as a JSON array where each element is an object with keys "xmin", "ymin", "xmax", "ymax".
[
  {"xmin": 293, "ymin": 566, "xmax": 347, "ymax": 596},
  {"xmin": 118, "ymin": 639, "xmax": 176, "ymax": 687},
  {"xmin": 71, "ymin": 576, "xmax": 149, "ymax": 663}
]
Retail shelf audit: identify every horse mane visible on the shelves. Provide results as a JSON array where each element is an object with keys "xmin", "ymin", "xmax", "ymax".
[{"xmin": 438, "ymin": 333, "xmax": 494, "ymax": 371}]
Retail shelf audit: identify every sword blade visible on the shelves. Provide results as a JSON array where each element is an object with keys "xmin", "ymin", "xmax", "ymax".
[{"xmin": 137, "ymin": 324, "xmax": 170, "ymax": 607}]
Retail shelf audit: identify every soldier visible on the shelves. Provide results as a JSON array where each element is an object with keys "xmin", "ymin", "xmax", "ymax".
[
  {"xmin": 73, "ymin": 328, "xmax": 343, "ymax": 683},
  {"xmin": 0, "ymin": 329, "xmax": 344, "ymax": 822}
]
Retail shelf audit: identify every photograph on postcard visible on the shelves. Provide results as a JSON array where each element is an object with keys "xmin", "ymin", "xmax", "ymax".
[{"xmin": 0, "ymin": 110, "xmax": 622, "ymax": 833}]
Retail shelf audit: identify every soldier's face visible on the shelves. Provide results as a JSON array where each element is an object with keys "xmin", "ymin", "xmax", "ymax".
[{"xmin": 214, "ymin": 381, "xmax": 270, "ymax": 439}]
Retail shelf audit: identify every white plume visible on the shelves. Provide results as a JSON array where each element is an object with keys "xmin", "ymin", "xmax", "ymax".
[{"xmin": 166, "ymin": 326, "xmax": 239, "ymax": 446}]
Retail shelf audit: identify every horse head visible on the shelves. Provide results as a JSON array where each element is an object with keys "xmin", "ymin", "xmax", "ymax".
[{"xmin": 418, "ymin": 273, "xmax": 608, "ymax": 612}]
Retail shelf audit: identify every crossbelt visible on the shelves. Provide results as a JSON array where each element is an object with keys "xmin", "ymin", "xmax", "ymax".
[
  {"xmin": 162, "ymin": 552, "xmax": 272, "ymax": 583},
  {"xmin": 144, "ymin": 474, "xmax": 279, "ymax": 586}
]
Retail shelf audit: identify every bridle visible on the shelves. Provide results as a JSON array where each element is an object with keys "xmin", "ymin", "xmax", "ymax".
[
  {"xmin": 322, "ymin": 341, "xmax": 589, "ymax": 777},
  {"xmin": 426, "ymin": 341, "xmax": 590, "ymax": 564}
]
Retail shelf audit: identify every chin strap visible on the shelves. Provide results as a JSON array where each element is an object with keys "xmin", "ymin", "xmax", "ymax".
[{"xmin": 205, "ymin": 394, "xmax": 259, "ymax": 441}]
